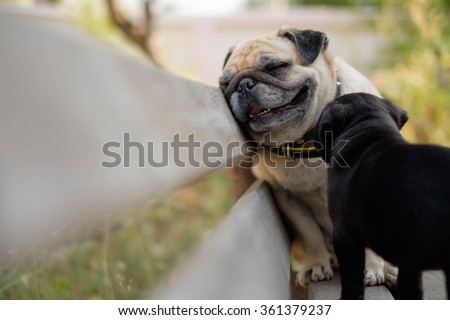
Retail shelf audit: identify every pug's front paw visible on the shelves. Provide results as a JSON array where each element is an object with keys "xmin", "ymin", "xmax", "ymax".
[{"xmin": 296, "ymin": 263, "xmax": 334, "ymax": 287}]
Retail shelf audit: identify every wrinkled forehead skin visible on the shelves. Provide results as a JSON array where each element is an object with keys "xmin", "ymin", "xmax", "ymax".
[{"xmin": 223, "ymin": 30, "xmax": 302, "ymax": 73}]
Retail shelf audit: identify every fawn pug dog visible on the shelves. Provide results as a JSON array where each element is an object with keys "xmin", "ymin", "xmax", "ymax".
[
  {"xmin": 220, "ymin": 27, "xmax": 390, "ymax": 287},
  {"xmin": 315, "ymin": 93, "xmax": 450, "ymax": 299}
]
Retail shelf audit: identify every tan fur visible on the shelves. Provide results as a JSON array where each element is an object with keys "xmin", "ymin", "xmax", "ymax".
[{"xmin": 223, "ymin": 28, "xmax": 389, "ymax": 287}]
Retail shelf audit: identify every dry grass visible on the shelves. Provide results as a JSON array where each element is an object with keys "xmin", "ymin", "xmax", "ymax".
[{"xmin": 0, "ymin": 170, "xmax": 234, "ymax": 299}]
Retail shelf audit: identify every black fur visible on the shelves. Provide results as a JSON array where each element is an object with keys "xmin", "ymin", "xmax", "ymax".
[
  {"xmin": 314, "ymin": 93, "xmax": 450, "ymax": 299},
  {"xmin": 280, "ymin": 29, "xmax": 328, "ymax": 64}
]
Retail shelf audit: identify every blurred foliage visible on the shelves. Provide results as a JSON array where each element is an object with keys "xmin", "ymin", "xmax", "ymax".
[
  {"xmin": 373, "ymin": 0, "xmax": 450, "ymax": 144},
  {"xmin": 246, "ymin": 0, "xmax": 383, "ymax": 8},
  {"xmin": 0, "ymin": 171, "xmax": 233, "ymax": 299},
  {"xmin": 288, "ymin": 0, "xmax": 382, "ymax": 7},
  {"xmin": 66, "ymin": 0, "xmax": 146, "ymax": 59},
  {"xmin": 245, "ymin": 0, "xmax": 450, "ymax": 145},
  {"xmin": 0, "ymin": 0, "xmax": 147, "ymax": 59}
]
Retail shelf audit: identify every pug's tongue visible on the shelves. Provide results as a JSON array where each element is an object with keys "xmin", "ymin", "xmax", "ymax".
[{"xmin": 248, "ymin": 106, "xmax": 264, "ymax": 116}]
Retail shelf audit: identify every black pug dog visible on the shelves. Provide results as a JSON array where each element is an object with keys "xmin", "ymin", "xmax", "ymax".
[{"xmin": 314, "ymin": 92, "xmax": 450, "ymax": 299}]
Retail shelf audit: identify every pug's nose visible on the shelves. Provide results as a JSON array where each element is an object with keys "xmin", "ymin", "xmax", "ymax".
[{"xmin": 237, "ymin": 78, "xmax": 257, "ymax": 94}]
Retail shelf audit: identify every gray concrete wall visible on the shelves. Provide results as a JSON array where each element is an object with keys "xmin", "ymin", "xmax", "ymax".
[{"xmin": 0, "ymin": 8, "xmax": 244, "ymax": 251}]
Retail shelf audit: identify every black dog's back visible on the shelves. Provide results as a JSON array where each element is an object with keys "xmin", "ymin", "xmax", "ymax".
[
  {"xmin": 316, "ymin": 92, "xmax": 450, "ymax": 299},
  {"xmin": 352, "ymin": 144, "xmax": 450, "ymax": 269}
]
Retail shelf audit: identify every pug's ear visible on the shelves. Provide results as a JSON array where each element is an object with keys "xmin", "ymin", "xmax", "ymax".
[
  {"xmin": 279, "ymin": 28, "xmax": 329, "ymax": 64},
  {"xmin": 382, "ymin": 98, "xmax": 409, "ymax": 130},
  {"xmin": 223, "ymin": 47, "xmax": 234, "ymax": 69}
]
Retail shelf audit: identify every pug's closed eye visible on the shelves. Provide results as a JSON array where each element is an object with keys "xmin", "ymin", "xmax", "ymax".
[{"xmin": 263, "ymin": 61, "xmax": 292, "ymax": 72}]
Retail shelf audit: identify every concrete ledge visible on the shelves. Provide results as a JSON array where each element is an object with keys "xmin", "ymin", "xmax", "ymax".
[
  {"xmin": 308, "ymin": 272, "xmax": 394, "ymax": 300},
  {"xmin": 0, "ymin": 11, "xmax": 244, "ymax": 250},
  {"xmin": 153, "ymin": 180, "xmax": 291, "ymax": 299},
  {"xmin": 423, "ymin": 271, "xmax": 447, "ymax": 300},
  {"xmin": 309, "ymin": 270, "xmax": 447, "ymax": 300}
]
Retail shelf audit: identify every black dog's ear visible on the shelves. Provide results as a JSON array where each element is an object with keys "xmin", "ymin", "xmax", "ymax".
[
  {"xmin": 382, "ymin": 98, "xmax": 409, "ymax": 130},
  {"xmin": 279, "ymin": 28, "xmax": 329, "ymax": 64},
  {"xmin": 313, "ymin": 117, "xmax": 330, "ymax": 162},
  {"xmin": 314, "ymin": 105, "xmax": 339, "ymax": 163},
  {"xmin": 223, "ymin": 47, "xmax": 234, "ymax": 69}
]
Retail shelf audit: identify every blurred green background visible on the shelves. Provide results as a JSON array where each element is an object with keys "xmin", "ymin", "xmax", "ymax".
[{"xmin": 0, "ymin": 0, "xmax": 449, "ymax": 299}]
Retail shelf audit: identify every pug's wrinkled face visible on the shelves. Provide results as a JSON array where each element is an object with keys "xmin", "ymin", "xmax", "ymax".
[{"xmin": 220, "ymin": 28, "xmax": 336, "ymax": 145}]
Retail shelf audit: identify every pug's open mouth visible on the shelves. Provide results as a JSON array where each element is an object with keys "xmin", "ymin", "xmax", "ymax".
[{"xmin": 246, "ymin": 85, "xmax": 312, "ymax": 131}]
